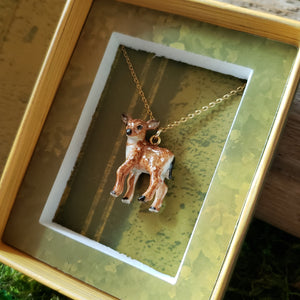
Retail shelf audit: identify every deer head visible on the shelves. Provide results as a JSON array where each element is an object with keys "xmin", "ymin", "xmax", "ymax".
[{"xmin": 121, "ymin": 114, "xmax": 160, "ymax": 142}]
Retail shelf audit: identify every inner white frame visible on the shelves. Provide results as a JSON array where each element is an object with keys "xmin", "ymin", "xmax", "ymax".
[{"xmin": 39, "ymin": 32, "xmax": 253, "ymax": 284}]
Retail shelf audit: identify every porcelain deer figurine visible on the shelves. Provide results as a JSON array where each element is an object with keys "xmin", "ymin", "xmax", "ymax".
[{"xmin": 110, "ymin": 114, "xmax": 174, "ymax": 212}]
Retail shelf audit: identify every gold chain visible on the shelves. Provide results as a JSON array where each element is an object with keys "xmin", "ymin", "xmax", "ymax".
[
  {"xmin": 121, "ymin": 46, "xmax": 155, "ymax": 120},
  {"xmin": 121, "ymin": 45, "xmax": 245, "ymax": 145}
]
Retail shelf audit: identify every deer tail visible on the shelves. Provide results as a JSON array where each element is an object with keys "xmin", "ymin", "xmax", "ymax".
[{"xmin": 167, "ymin": 157, "xmax": 175, "ymax": 180}]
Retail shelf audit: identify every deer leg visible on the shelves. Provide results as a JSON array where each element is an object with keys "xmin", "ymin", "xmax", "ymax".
[
  {"xmin": 122, "ymin": 170, "xmax": 141, "ymax": 204},
  {"xmin": 149, "ymin": 181, "xmax": 168, "ymax": 213},
  {"xmin": 110, "ymin": 161, "xmax": 133, "ymax": 197},
  {"xmin": 138, "ymin": 171, "xmax": 161, "ymax": 202}
]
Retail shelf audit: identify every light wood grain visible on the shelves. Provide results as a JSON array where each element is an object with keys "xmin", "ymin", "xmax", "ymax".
[
  {"xmin": 119, "ymin": 0, "xmax": 300, "ymax": 46},
  {"xmin": 0, "ymin": 0, "xmax": 93, "ymax": 236},
  {"xmin": 0, "ymin": 1, "xmax": 105, "ymax": 298},
  {"xmin": 0, "ymin": 241, "xmax": 115, "ymax": 300}
]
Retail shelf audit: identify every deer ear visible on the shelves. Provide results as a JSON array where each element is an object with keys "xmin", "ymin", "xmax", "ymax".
[
  {"xmin": 146, "ymin": 119, "xmax": 160, "ymax": 130},
  {"xmin": 121, "ymin": 114, "xmax": 130, "ymax": 125}
]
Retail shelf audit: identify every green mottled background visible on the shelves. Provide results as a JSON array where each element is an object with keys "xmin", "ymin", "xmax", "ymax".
[
  {"xmin": 3, "ymin": 0, "xmax": 297, "ymax": 299},
  {"xmin": 53, "ymin": 46, "xmax": 245, "ymax": 276}
]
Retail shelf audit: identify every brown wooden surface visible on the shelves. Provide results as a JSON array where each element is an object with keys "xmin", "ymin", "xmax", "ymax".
[
  {"xmin": 218, "ymin": 0, "xmax": 300, "ymax": 20},
  {"xmin": 255, "ymin": 84, "xmax": 300, "ymax": 237}
]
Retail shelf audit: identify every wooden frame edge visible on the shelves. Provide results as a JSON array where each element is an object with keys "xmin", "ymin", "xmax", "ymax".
[
  {"xmin": 211, "ymin": 48, "xmax": 300, "ymax": 299},
  {"xmin": 1, "ymin": 0, "xmax": 299, "ymax": 299},
  {"xmin": 0, "ymin": 242, "xmax": 114, "ymax": 300},
  {"xmin": 119, "ymin": 0, "xmax": 300, "ymax": 46},
  {"xmin": 0, "ymin": 0, "xmax": 93, "ymax": 236}
]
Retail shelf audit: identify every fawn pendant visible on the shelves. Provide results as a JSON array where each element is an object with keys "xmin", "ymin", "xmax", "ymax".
[{"xmin": 110, "ymin": 114, "xmax": 174, "ymax": 213}]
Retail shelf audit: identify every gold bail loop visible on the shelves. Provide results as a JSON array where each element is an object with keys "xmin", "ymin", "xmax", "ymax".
[{"xmin": 149, "ymin": 129, "xmax": 162, "ymax": 145}]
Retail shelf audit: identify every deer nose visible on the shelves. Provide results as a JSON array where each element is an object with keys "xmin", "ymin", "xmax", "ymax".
[{"xmin": 126, "ymin": 128, "xmax": 132, "ymax": 135}]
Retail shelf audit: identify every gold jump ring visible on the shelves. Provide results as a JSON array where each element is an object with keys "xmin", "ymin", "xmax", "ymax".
[{"xmin": 150, "ymin": 135, "xmax": 161, "ymax": 145}]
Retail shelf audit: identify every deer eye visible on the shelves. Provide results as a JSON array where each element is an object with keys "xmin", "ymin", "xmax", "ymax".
[{"xmin": 137, "ymin": 125, "xmax": 143, "ymax": 130}]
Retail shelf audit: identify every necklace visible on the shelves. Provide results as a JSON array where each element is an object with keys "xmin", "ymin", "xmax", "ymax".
[
  {"xmin": 110, "ymin": 45, "xmax": 245, "ymax": 212},
  {"xmin": 121, "ymin": 45, "xmax": 245, "ymax": 145}
]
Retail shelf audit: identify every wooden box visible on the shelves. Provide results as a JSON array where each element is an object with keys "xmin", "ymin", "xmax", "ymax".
[{"xmin": 0, "ymin": 0, "xmax": 299, "ymax": 299}]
